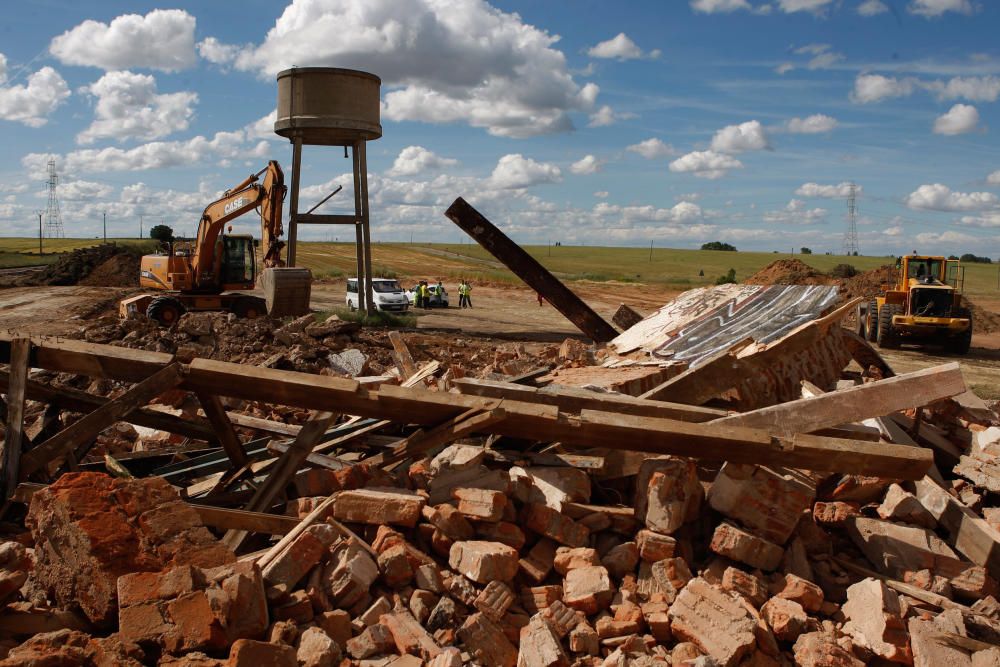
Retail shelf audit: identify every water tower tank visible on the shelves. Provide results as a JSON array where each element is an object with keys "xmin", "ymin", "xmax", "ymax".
[{"xmin": 275, "ymin": 67, "xmax": 382, "ymax": 145}]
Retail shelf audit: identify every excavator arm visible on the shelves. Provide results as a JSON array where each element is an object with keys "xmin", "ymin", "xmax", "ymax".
[{"xmin": 192, "ymin": 161, "xmax": 286, "ymax": 288}]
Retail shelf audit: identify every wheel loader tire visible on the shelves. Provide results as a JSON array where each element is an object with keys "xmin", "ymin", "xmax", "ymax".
[
  {"xmin": 147, "ymin": 296, "xmax": 186, "ymax": 327},
  {"xmin": 876, "ymin": 304, "xmax": 902, "ymax": 349},
  {"xmin": 948, "ymin": 307, "xmax": 972, "ymax": 355},
  {"xmin": 231, "ymin": 296, "xmax": 267, "ymax": 319},
  {"xmin": 865, "ymin": 299, "xmax": 879, "ymax": 342}
]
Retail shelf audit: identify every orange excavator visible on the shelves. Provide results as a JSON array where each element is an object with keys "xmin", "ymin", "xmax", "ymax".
[{"xmin": 120, "ymin": 160, "xmax": 311, "ymax": 325}]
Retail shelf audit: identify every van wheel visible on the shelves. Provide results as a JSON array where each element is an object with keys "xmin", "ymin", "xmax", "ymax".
[{"xmin": 349, "ymin": 300, "xmax": 356, "ymax": 312}]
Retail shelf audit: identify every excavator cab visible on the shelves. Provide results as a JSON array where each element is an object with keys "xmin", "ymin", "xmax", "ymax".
[{"xmin": 219, "ymin": 234, "xmax": 256, "ymax": 290}]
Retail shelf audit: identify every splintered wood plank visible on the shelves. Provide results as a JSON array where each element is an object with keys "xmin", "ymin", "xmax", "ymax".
[
  {"xmin": 388, "ymin": 331, "xmax": 418, "ymax": 379},
  {"xmin": 0, "ymin": 333, "xmax": 172, "ymax": 382},
  {"xmin": 365, "ymin": 407, "xmax": 506, "ymax": 469},
  {"xmin": 19, "ymin": 363, "xmax": 185, "ymax": 478},
  {"xmin": 225, "ymin": 412, "xmax": 301, "ymax": 437},
  {"xmin": 195, "ymin": 391, "xmax": 248, "ymax": 467},
  {"xmin": 1, "ymin": 339, "xmax": 31, "ymax": 500},
  {"xmin": 222, "ymin": 410, "xmax": 338, "ymax": 551},
  {"xmin": 914, "ymin": 476, "xmax": 1000, "ymax": 579},
  {"xmin": 712, "ymin": 363, "xmax": 966, "ymax": 438}
]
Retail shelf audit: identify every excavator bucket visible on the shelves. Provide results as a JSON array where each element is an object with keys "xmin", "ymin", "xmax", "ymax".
[{"xmin": 259, "ymin": 267, "xmax": 312, "ymax": 317}]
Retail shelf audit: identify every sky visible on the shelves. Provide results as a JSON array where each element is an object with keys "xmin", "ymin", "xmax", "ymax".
[{"xmin": 2, "ymin": 0, "xmax": 1000, "ymax": 256}]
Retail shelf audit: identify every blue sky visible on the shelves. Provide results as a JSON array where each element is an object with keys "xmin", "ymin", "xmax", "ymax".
[{"xmin": 2, "ymin": 0, "xmax": 1000, "ymax": 256}]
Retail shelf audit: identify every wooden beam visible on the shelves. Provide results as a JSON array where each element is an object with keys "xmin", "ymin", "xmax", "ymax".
[
  {"xmin": 444, "ymin": 197, "xmax": 619, "ymax": 343},
  {"xmin": 913, "ymin": 476, "xmax": 1000, "ymax": 580},
  {"xmin": 0, "ymin": 374, "xmax": 216, "ymax": 442},
  {"xmin": 224, "ymin": 412, "xmax": 301, "ymax": 437},
  {"xmin": 639, "ymin": 339, "xmax": 753, "ymax": 403},
  {"xmin": 575, "ymin": 409, "xmax": 933, "ymax": 479},
  {"xmin": 388, "ymin": 331, "xmax": 418, "ymax": 379},
  {"xmin": 0, "ymin": 333, "xmax": 172, "ymax": 382},
  {"xmin": 19, "ymin": 363, "xmax": 185, "ymax": 478},
  {"xmin": 195, "ymin": 391, "xmax": 248, "ymax": 467},
  {"xmin": 223, "ymin": 410, "xmax": 338, "ymax": 550},
  {"xmin": 1, "ymin": 339, "xmax": 30, "ymax": 501},
  {"xmin": 711, "ymin": 362, "xmax": 966, "ymax": 438},
  {"xmin": 453, "ymin": 376, "xmax": 726, "ymax": 423}
]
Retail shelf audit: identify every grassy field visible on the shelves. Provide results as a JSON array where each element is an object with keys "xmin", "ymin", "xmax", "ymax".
[
  {"xmin": 0, "ymin": 238, "xmax": 156, "ymax": 269},
  {"xmin": 2, "ymin": 237, "xmax": 998, "ymax": 301}
]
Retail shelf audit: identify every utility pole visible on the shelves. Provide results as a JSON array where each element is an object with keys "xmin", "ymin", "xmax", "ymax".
[
  {"xmin": 37, "ymin": 212, "xmax": 42, "ymax": 255},
  {"xmin": 649, "ymin": 240, "xmax": 654, "ymax": 262},
  {"xmin": 103, "ymin": 212, "xmax": 106, "ymax": 242},
  {"xmin": 843, "ymin": 182, "xmax": 859, "ymax": 256},
  {"xmin": 140, "ymin": 215, "xmax": 143, "ymax": 239}
]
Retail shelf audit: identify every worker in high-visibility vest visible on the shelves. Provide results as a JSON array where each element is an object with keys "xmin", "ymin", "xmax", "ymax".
[
  {"xmin": 420, "ymin": 281, "xmax": 430, "ymax": 309},
  {"xmin": 462, "ymin": 280, "xmax": 472, "ymax": 308},
  {"xmin": 458, "ymin": 280, "xmax": 469, "ymax": 308}
]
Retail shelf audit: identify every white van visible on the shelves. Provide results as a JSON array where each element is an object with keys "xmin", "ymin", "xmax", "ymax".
[{"xmin": 346, "ymin": 278, "xmax": 410, "ymax": 312}]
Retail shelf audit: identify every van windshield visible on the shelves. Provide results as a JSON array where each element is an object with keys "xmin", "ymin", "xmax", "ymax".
[{"xmin": 373, "ymin": 280, "xmax": 402, "ymax": 293}]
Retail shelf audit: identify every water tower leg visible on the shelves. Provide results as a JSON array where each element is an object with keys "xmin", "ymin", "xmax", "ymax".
[
  {"xmin": 359, "ymin": 141, "xmax": 375, "ymax": 316},
  {"xmin": 286, "ymin": 137, "xmax": 303, "ymax": 267},
  {"xmin": 351, "ymin": 142, "xmax": 367, "ymax": 312}
]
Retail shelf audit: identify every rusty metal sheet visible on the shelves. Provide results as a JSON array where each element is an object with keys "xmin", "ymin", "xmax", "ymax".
[{"xmin": 611, "ymin": 284, "xmax": 839, "ymax": 368}]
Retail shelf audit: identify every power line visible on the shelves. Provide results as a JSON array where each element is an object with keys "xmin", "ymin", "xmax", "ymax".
[{"xmin": 44, "ymin": 159, "xmax": 64, "ymax": 239}]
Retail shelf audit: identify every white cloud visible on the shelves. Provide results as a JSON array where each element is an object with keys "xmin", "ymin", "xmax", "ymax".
[
  {"xmin": 775, "ymin": 62, "xmax": 794, "ymax": 75},
  {"xmin": 587, "ymin": 33, "xmax": 659, "ymax": 61},
  {"xmin": 386, "ymin": 146, "xmax": 458, "ymax": 176},
  {"xmin": 933, "ymin": 103, "xmax": 979, "ymax": 135},
  {"xmin": 197, "ymin": 37, "xmax": 241, "ymax": 66},
  {"xmin": 570, "ymin": 155, "xmax": 603, "ymax": 175},
  {"xmin": 594, "ymin": 191, "xmax": 609, "ymax": 198},
  {"xmin": 669, "ymin": 150, "xmax": 743, "ymax": 179},
  {"xmin": 0, "ymin": 53, "xmax": 6, "ymax": 85},
  {"xmin": 957, "ymin": 212, "xmax": 1000, "ymax": 228},
  {"xmin": 50, "ymin": 9, "xmax": 196, "ymax": 72},
  {"xmin": 777, "ymin": 0, "xmax": 836, "ymax": 15},
  {"xmin": 925, "ymin": 76, "xmax": 1000, "ymax": 102},
  {"xmin": 231, "ymin": 0, "xmax": 597, "ymax": 138},
  {"xmin": 0, "ymin": 66, "xmax": 70, "ymax": 127},
  {"xmin": 626, "ymin": 138, "xmax": 676, "ymax": 159},
  {"xmin": 915, "ymin": 230, "xmax": 979, "ymax": 246},
  {"xmin": 905, "ymin": 183, "xmax": 998, "ymax": 211},
  {"xmin": 763, "ymin": 199, "xmax": 828, "ymax": 225},
  {"xmin": 988, "ymin": 170, "xmax": 1000, "ymax": 185},
  {"xmin": 594, "ymin": 201, "xmax": 704, "ymax": 224},
  {"xmin": 794, "ymin": 44, "xmax": 844, "ymax": 69},
  {"xmin": 850, "ymin": 73, "xmax": 918, "ymax": 103},
  {"xmin": 57, "ymin": 179, "xmax": 114, "ymax": 201},
  {"xmin": 795, "ymin": 182, "xmax": 859, "ymax": 198},
  {"xmin": 77, "ymin": 71, "xmax": 197, "ymax": 144},
  {"xmin": 248, "ymin": 110, "xmax": 277, "ymax": 140},
  {"xmin": 858, "ymin": 0, "xmax": 889, "ymax": 15},
  {"xmin": 786, "ymin": 114, "xmax": 838, "ymax": 134},
  {"xmin": 489, "ymin": 154, "xmax": 562, "ymax": 189},
  {"xmin": 908, "ymin": 0, "xmax": 974, "ymax": 18},
  {"xmin": 676, "ymin": 193, "xmax": 701, "ymax": 203},
  {"xmin": 23, "ymin": 130, "xmax": 262, "ymax": 175},
  {"xmin": 588, "ymin": 105, "xmax": 633, "ymax": 127},
  {"xmin": 710, "ymin": 120, "xmax": 769, "ymax": 153},
  {"xmin": 690, "ymin": 0, "xmax": 752, "ymax": 12}
]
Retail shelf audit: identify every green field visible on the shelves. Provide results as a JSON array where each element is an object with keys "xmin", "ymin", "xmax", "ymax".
[
  {"xmin": 0, "ymin": 239, "xmax": 155, "ymax": 270},
  {"xmin": 2, "ymin": 237, "xmax": 998, "ymax": 301}
]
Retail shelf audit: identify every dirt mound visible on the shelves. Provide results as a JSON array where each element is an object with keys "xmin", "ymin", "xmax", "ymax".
[
  {"xmin": 79, "ymin": 252, "xmax": 140, "ymax": 287},
  {"xmin": 967, "ymin": 299, "xmax": 1000, "ymax": 334},
  {"xmin": 11, "ymin": 244, "xmax": 143, "ymax": 288},
  {"xmin": 743, "ymin": 259, "xmax": 833, "ymax": 286},
  {"xmin": 836, "ymin": 265, "xmax": 894, "ymax": 302}
]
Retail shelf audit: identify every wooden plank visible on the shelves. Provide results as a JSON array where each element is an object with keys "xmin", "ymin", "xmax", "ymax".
[
  {"xmin": 444, "ymin": 197, "xmax": 619, "ymax": 342},
  {"xmin": 195, "ymin": 391, "xmax": 248, "ymax": 467},
  {"xmin": 224, "ymin": 412, "xmax": 301, "ymax": 437},
  {"xmin": 833, "ymin": 556, "xmax": 965, "ymax": 612},
  {"xmin": 639, "ymin": 338, "xmax": 753, "ymax": 403},
  {"xmin": 712, "ymin": 363, "xmax": 967, "ymax": 438},
  {"xmin": 0, "ymin": 333, "xmax": 172, "ymax": 382},
  {"xmin": 913, "ymin": 476, "xmax": 1000, "ymax": 580},
  {"xmin": 841, "ymin": 328, "xmax": 896, "ymax": 378},
  {"xmin": 0, "ymin": 374, "xmax": 216, "ymax": 442},
  {"xmin": 222, "ymin": 410, "xmax": 338, "ymax": 550},
  {"xmin": 1, "ymin": 339, "xmax": 30, "ymax": 501},
  {"xmin": 453, "ymin": 376, "xmax": 726, "ymax": 423},
  {"xmin": 388, "ymin": 331, "xmax": 418, "ymax": 379},
  {"xmin": 268, "ymin": 441, "xmax": 351, "ymax": 470},
  {"xmin": 887, "ymin": 413, "xmax": 964, "ymax": 466},
  {"xmin": 365, "ymin": 408, "xmax": 506, "ymax": 469},
  {"xmin": 19, "ymin": 364, "xmax": 185, "ymax": 478},
  {"xmin": 575, "ymin": 409, "xmax": 933, "ymax": 479}
]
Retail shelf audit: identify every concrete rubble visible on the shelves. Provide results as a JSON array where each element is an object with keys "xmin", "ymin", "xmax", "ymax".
[{"xmin": 0, "ymin": 283, "xmax": 999, "ymax": 666}]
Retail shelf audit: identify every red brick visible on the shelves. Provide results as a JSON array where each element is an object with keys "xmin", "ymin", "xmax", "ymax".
[
  {"xmin": 475, "ymin": 521, "xmax": 526, "ymax": 550},
  {"xmin": 636, "ymin": 529, "xmax": 677, "ymax": 562},
  {"xmin": 563, "ymin": 566, "xmax": 614, "ymax": 615},
  {"xmin": 421, "ymin": 504, "xmax": 474, "ymax": 541},
  {"xmin": 518, "ymin": 615, "xmax": 570, "ymax": 667},
  {"xmin": 296, "ymin": 627, "xmax": 341, "ymax": 667},
  {"xmin": 519, "ymin": 538, "xmax": 557, "ymax": 583},
  {"xmin": 812, "ymin": 501, "xmax": 860, "ymax": 527},
  {"xmin": 710, "ymin": 521, "xmax": 784, "ymax": 571},
  {"xmin": 601, "ymin": 542, "xmax": 639, "ymax": 580},
  {"xmin": 381, "ymin": 610, "xmax": 442, "ymax": 660},
  {"xmin": 668, "ymin": 577, "xmax": 757, "ymax": 667},
  {"xmin": 449, "ymin": 540, "xmax": 519, "ymax": 584},
  {"xmin": 761, "ymin": 597, "xmax": 807, "ymax": 642},
  {"xmin": 553, "ymin": 547, "xmax": 600, "ymax": 575},
  {"xmin": 458, "ymin": 612, "xmax": 517, "ymax": 667},
  {"xmin": 474, "ymin": 580, "xmax": 515, "ymax": 621},
  {"xmin": 346, "ymin": 623, "xmax": 395, "ymax": 659},
  {"xmin": 330, "ymin": 488, "xmax": 425, "ymax": 527},
  {"xmin": 708, "ymin": 463, "xmax": 815, "ymax": 544},
  {"xmin": 227, "ymin": 639, "xmax": 297, "ymax": 666},
  {"xmin": 453, "ymin": 487, "xmax": 507, "ymax": 522},
  {"xmin": 775, "ymin": 573, "xmax": 824, "ymax": 613},
  {"xmin": 635, "ymin": 456, "xmax": 702, "ymax": 535},
  {"xmin": 842, "ymin": 578, "xmax": 912, "ymax": 663},
  {"xmin": 523, "ymin": 504, "xmax": 589, "ymax": 547},
  {"xmin": 521, "ymin": 585, "xmax": 563, "ymax": 614}
]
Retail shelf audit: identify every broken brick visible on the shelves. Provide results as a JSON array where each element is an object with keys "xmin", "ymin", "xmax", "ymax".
[{"xmin": 449, "ymin": 540, "xmax": 519, "ymax": 584}]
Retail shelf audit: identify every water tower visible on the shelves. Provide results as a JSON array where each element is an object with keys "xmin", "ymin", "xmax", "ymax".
[{"xmin": 275, "ymin": 67, "xmax": 382, "ymax": 313}]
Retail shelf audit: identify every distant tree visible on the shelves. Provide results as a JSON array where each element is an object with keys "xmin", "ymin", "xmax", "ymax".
[
  {"xmin": 150, "ymin": 225, "xmax": 174, "ymax": 243},
  {"xmin": 960, "ymin": 253, "xmax": 993, "ymax": 264},
  {"xmin": 701, "ymin": 241, "xmax": 737, "ymax": 252},
  {"xmin": 698, "ymin": 269, "xmax": 704, "ymax": 277},
  {"xmin": 715, "ymin": 268, "xmax": 737, "ymax": 285},
  {"xmin": 948, "ymin": 255, "xmax": 959, "ymax": 260},
  {"xmin": 800, "ymin": 247, "xmax": 813, "ymax": 254}
]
